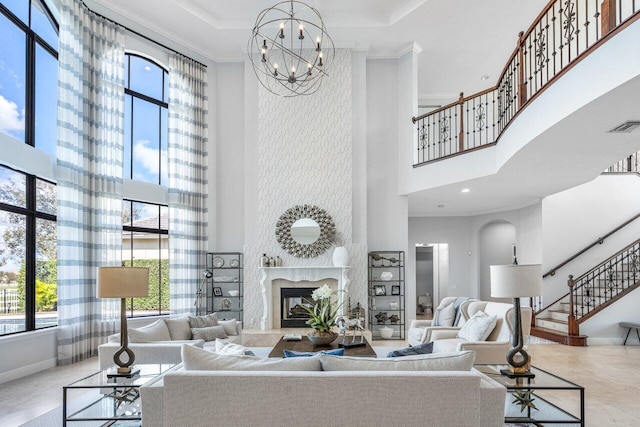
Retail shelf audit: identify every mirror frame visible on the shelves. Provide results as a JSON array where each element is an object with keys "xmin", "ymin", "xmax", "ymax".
[{"xmin": 275, "ymin": 205, "xmax": 335, "ymax": 258}]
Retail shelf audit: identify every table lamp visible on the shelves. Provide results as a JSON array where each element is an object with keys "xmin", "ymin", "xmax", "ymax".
[
  {"xmin": 490, "ymin": 264, "xmax": 542, "ymax": 375},
  {"xmin": 97, "ymin": 266, "xmax": 149, "ymax": 377}
]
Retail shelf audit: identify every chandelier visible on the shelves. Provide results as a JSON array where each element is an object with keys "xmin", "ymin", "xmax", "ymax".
[{"xmin": 248, "ymin": 0, "xmax": 334, "ymax": 97}]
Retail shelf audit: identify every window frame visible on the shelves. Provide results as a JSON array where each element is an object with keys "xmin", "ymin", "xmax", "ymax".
[
  {"xmin": 0, "ymin": 0, "xmax": 58, "ymax": 152},
  {"xmin": 0, "ymin": 164, "xmax": 56, "ymax": 335},
  {"xmin": 124, "ymin": 52, "xmax": 168, "ymax": 185},
  {"xmin": 122, "ymin": 199, "xmax": 168, "ymax": 317}
]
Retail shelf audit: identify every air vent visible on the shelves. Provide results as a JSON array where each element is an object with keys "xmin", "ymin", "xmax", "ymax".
[{"xmin": 609, "ymin": 121, "xmax": 640, "ymax": 133}]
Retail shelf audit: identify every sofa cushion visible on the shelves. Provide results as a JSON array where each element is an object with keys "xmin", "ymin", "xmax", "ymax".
[
  {"xmin": 319, "ymin": 350, "xmax": 475, "ymax": 371},
  {"xmin": 128, "ymin": 320, "xmax": 171, "ymax": 343},
  {"xmin": 283, "ymin": 348, "xmax": 345, "ymax": 358},
  {"xmin": 191, "ymin": 325, "xmax": 227, "ymax": 342},
  {"xmin": 188, "ymin": 313, "xmax": 219, "ymax": 328},
  {"xmin": 164, "ymin": 317, "xmax": 192, "ymax": 340},
  {"xmin": 215, "ymin": 339, "xmax": 246, "ymax": 355},
  {"xmin": 219, "ymin": 319, "xmax": 238, "ymax": 336},
  {"xmin": 182, "ymin": 344, "xmax": 322, "ymax": 371},
  {"xmin": 457, "ymin": 311, "xmax": 497, "ymax": 342},
  {"xmin": 432, "ymin": 338, "xmax": 466, "ymax": 353},
  {"xmin": 432, "ymin": 302, "xmax": 456, "ymax": 326},
  {"xmin": 387, "ymin": 341, "xmax": 434, "ymax": 358}
]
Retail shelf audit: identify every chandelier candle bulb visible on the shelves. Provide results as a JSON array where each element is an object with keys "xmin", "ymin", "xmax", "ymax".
[
  {"xmin": 279, "ymin": 22, "xmax": 285, "ymax": 38},
  {"xmin": 316, "ymin": 36, "xmax": 321, "ymax": 50},
  {"xmin": 299, "ymin": 24, "xmax": 304, "ymax": 39}
]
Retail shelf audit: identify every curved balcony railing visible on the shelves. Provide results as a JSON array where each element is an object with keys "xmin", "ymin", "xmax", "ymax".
[{"xmin": 413, "ymin": 0, "xmax": 640, "ymax": 166}]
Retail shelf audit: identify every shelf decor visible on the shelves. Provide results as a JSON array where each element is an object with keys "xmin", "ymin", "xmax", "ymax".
[
  {"xmin": 198, "ymin": 252, "xmax": 243, "ymax": 322},
  {"xmin": 368, "ymin": 251, "xmax": 405, "ymax": 340}
]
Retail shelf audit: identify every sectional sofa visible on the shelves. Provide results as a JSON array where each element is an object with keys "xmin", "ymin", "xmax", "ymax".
[{"xmin": 139, "ymin": 347, "xmax": 507, "ymax": 427}]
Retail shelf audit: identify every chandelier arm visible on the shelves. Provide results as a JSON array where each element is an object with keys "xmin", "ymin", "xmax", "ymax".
[{"xmin": 255, "ymin": 30, "xmax": 330, "ymax": 78}]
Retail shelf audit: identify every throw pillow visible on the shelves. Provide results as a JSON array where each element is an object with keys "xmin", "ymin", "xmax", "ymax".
[
  {"xmin": 188, "ymin": 313, "xmax": 219, "ymax": 328},
  {"xmin": 191, "ymin": 325, "xmax": 227, "ymax": 342},
  {"xmin": 215, "ymin": 339, "xmax": 246, "ymax": 356},
  {"xmin": 432, "ymin": 302, "xmax": 456, "ymax": 327},
  {"xmin": 387, "ymin": 342, "xmax": 434, "ymax": 358},
  {"xmin": 319, "ymin": 350, "xmax": 475, "ymax": 371},
  {"xmin": 164, "ymin": 316, "xmax": 192, "ymax": 340},
  {"xmin": 181, "ymin": 345, "xmax": 322, "ymax": 371},
  {"xmin": 128, "ymin": 319, "xmax": 171, "ymax": 343},
  {"xmin": 218, "ymin": 319, "xmax": 238, "ymax": 336},
  {"xmin": 283, "ymin": 348, "xmax": 345, "ymax": 358},
  {"xmin": 456, "ymin": 311, "xmax": 497, "ymax": 342}
]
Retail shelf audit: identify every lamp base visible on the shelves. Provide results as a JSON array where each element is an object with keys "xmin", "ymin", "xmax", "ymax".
[
  {"xmin": 106, "ymin": 366, "xmax": 140, "ymax": 379},
  {"xmin": 500, "ymin": 368, "xmax": 535, "ymax": 379}
]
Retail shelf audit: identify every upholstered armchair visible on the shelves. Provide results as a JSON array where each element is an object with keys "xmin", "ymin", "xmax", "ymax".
[
  {"xmin": 430, "ymin": 300, "xmax": 533, "ymax": 365},
  {"xmin": 407, "ymin": 297, "xmax": 477, "ymax": 347}
]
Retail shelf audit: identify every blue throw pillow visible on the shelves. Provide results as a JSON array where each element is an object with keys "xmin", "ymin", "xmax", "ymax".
[
  {"xmin": 283, "ymin": 348, "xmax": 345, "ymax": 358},
  {"xmin": 386, "ymin": 341, "xmax": 434, "ymax": 358}
]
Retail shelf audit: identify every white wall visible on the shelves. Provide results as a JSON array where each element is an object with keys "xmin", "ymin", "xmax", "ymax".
[
  {"xmin": 478, "ymin": 221, "xmax": 516, "ymax": 300},
  {"xmin": 213, "ymin": 62, "xmax": 245, "ymax": 251}
]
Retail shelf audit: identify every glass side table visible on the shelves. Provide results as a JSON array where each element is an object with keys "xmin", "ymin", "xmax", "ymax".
[
  {"xmin": 475, "ymin": 364, "xmax": 584, "ymax": 426},
  {"xmin": 63, "ymin": 363, "xmax": 176, "ymax": 426}
]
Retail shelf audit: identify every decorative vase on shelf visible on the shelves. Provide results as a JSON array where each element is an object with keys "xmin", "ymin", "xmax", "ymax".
[
  {"xmin": 307, "ymin": 330, "xmax": 338, "ymax": 346},
  {"xmin": 333, "ymin": 246, "xmax": 349, "ymax": 267}
]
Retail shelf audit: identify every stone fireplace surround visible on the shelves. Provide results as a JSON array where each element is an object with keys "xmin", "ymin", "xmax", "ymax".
[{"xmin": 259, "ymin": 266, "xmax": 350, "ymax": 331}]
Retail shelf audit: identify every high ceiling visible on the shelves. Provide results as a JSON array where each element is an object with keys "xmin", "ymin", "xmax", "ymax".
[{"xmin": 88, "ymin": 0, "xmax": 548, "ymax": 96}]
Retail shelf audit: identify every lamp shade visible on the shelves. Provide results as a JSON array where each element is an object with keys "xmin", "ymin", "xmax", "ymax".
[
  {"xmin": 97, "ymin": 267, "xmax": 149, "ymax": 298},
  {"xmin": 490, "ymin": 264, "xmax": 542, "ymax": 298}
]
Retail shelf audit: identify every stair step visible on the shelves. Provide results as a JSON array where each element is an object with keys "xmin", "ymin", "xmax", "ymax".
[
  {"xmin": 548, "ymin": 310, "xmax": 570, "ymax": 321},
  {"xmin": 535, "ymin": 318, "xmax": 568, "ymax": 333},
  {"xmin": 530, "ymin": 326, "xmax": 588, "ymax": 346}
]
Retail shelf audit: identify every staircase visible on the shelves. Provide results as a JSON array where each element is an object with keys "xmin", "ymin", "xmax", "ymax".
[{"xmin": 532, "ymin": 239, "xmax": 640, "ymax": 345}]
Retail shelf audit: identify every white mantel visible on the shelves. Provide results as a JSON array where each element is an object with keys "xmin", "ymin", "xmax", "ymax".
[{"xmin": 259, "ymin": 266, "xmax": 350, "ymax": 330}]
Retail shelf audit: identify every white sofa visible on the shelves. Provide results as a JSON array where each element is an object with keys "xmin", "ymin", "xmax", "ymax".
[
  {"xmin": 98, "ymin": 316, "xmax": 242, "ymax": 370},
  {"xmin": 139, "ymin": 349, "xmax": 507, "ymax": 427}
]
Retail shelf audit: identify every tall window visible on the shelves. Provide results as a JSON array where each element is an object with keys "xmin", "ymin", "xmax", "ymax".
[
  {"xmin": 0, "ymin": 0, "xmax": 58, "ymax": 155},
  {"xmin": 122, "ymin": 53, "xmax": 170, "ymax": 316},
  {"xmin": 0, "ymin": 165, "xmax": 56, "ymax": 335},
  {"xmin": 124, "ymin": 54, "xmax": 168, "ymax": 185},
  {"xmin": 122, "ymin": 200, "xmax": 169, "ymax": 316}
]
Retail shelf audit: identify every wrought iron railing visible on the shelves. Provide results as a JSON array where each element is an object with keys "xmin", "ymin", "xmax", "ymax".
[
  {"xmin": 413, "ymin": 0, "xmax": 640, "ymax": 166},
  {"xmin": 605, "ymin": 151, "xmax": 640, "ymax": 173},
  {"xmin": 568, "ymin": 238, "xmax": 640, "ymax": 328}
]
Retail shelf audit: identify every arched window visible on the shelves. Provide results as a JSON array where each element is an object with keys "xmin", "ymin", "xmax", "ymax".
[
  {"xmin": 122, "ymin": 53, "xmax": 169, "ymax": 316},
  {"xmin": 124, "ymin": 53, "xmax": 168, "ymax": 185}
]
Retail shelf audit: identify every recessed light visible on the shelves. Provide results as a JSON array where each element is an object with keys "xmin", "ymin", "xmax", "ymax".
[
  {"xmin": 461, "ymin": 188, "xmax": 470, "ymax": 193},
  {"xmin": 480, "ymin": 75, "xmax": 490, "ymax": 81}
]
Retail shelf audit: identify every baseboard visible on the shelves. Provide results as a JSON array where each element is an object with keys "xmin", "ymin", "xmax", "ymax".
[
  {"xmin": 0, "ymin": 357, "xmax": 57, "ymax": 384},
  {"xmin": 586, "ymin": 337, "xmax": 634, "ymax": 345}
]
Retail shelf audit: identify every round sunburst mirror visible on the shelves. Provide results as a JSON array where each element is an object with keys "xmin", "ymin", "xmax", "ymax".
[{"xmin": 275, "ymin": 205, "xmax": 335, "ymax": 257}]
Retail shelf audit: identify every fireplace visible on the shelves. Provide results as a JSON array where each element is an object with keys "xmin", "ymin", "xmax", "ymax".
[
  {"xmin": 280, "ymin": 287, "xmax": 316, "ymax": 328},
  {"xmin": 259, "ymin": 266, "xmax": 350, "ymax": 330}
]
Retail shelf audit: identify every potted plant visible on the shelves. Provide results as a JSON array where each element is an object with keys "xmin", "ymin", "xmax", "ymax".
[{"xmin": 298, "ymin": 284, "xmax": 342, "ymax": 345}]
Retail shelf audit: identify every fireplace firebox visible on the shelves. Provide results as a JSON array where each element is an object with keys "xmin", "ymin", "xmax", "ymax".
[{"xmin": 281, "ymin": 287, "xmax": 317, "ymax": 328}]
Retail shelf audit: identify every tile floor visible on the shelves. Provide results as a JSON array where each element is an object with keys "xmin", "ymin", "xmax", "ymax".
[{"xmin": 0, "ymin": 342, "xmax": 638, "ymax": 426}]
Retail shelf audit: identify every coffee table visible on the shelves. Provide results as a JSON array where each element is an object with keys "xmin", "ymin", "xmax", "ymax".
[{"xmin": 269, "ymin": 335, "xmax": 377, "ymax": 358}]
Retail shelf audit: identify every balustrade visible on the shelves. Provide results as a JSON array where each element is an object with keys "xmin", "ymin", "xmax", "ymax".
[{"xmin": 413, "ymin": 0, "xmax": 640, "ymax": 166}]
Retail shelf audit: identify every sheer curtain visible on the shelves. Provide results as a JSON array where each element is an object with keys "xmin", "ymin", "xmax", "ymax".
[
  {"xmin": 167, "ymin": 54, "xmax": 209, "ymax": 314},
  {"xmin": 56, "ymin": 0, "xmax": 125, "ymax": 364}
]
